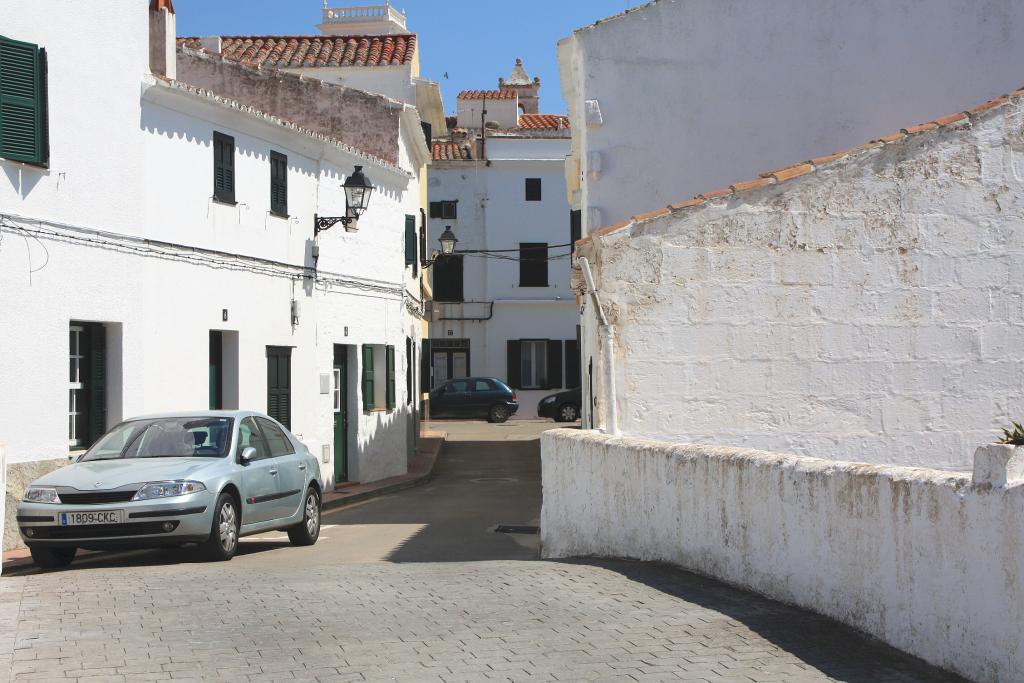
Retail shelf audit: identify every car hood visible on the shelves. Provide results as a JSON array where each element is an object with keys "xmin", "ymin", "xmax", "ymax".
[{"xmin": 32, "ymin": 457, "xmax": 224, "ymax": 490}]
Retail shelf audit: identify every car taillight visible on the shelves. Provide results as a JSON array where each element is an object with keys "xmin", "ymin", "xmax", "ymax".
[{"xmin": 512, "ymin": 392, "xmax": 518, "ymax": 401}]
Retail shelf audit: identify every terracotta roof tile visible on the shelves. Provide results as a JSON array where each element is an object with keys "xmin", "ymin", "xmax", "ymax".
[
  {"xmin": 518, "ymin": 114, "xmax": 570, "ymax": 129},
  {"xmin": 432, "ymin": 142, "xmax": 474, "ymax": 161},
  {"xmin": 590, "ymin": 220, "xmax": 633, "ymax": 239},
  {"xmin": 631, "ymin": 207, "xmax": 671, "ymax": 222},
  {"xmin": 177, "ymin": 35, "xmax": 416, "ymax": 68},
  {"xmin": 583, "ymin": 87, "xmax": 1022, "ymax": 244},
  {"xmin": 457, "ymin": 89, "xmax": 517, "ymax": 100},
  {"xmin": 730, "ymin": 177, "xmax": 774, "ymax": 192}
]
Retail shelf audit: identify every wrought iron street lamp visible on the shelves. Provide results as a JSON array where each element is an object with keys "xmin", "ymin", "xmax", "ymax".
[
  {"xmin": 423, "ymin": 225, "xmax": 459, "ymax": 266},
  {"xmin": 313, "ymin": 165, "xmax": 375, "ymax": 236}
]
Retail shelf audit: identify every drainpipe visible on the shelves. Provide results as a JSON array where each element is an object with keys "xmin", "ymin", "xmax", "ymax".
[{"xmin": 578, "ymin": 256, "xmax": 619, "ymax": 436}]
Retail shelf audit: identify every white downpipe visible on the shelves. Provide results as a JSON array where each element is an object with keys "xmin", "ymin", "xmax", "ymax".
[{"xmin": 578, "ymin": 257, "xmax": 619, "ymax": 436}]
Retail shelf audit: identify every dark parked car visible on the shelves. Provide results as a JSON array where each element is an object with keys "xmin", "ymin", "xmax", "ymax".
[
  {"xmin": 429, "ymin": 377, "xmax": 519, "ymax": 423},
  {"xmin": 537, "ymin": 387, "xmax": 582, "ymax": 423}
]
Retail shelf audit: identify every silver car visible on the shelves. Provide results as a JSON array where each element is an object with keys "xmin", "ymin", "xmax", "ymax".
[{"xmin": 17, "ymin": 411, "xmax": 323, "ymax": 569}]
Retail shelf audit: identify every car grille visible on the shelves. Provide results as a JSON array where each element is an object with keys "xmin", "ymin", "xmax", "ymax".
[
  {"xmin": 23, "ymin": 521, "xmax": 179, "ymax": 540},
  {"xmin": 59, "ymin": 491, "xmax": 138, "ymax": 505}
]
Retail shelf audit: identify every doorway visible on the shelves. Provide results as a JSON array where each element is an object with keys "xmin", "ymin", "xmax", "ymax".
[
  {"xmin": 429, "ymin": 338, "xmax": 470, "ymax": 389},
  {"xmin": 333, "ymin": 345, "xmax": 350, "ymax": 483}
]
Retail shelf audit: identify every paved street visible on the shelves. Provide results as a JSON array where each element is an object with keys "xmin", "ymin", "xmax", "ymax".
[{"xmin": 2, "ymin": 421, "xmax": 960, "ymax": 682}]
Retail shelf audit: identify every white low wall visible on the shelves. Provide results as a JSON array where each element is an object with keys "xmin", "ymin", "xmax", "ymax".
[{"xmin": 541, "ymin": 429, "xmax": 1024, "ymax": 683}]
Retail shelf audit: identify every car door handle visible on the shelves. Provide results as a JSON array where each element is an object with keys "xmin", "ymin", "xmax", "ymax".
[
  {"xmin": 298, "ymin": 464, "xmax": 306, "ymax": 471},
  {"xmin": 268, "ymin": 469, "xmax": 278, "ymax": 475}
]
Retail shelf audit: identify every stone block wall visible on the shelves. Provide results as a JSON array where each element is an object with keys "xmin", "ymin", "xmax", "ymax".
[
  {"xmin": 541, "ymin": 428, "xmax": 1024, "ymax": 683},
  {"xmin": 581, "ymin": 98, "xmax": 1024, "ymax": 469}
]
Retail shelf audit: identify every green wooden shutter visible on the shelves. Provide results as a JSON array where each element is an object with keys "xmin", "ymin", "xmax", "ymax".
[
  {"xmin": 386, "ymin": 345, "xmax": 396, "ymax": 410},
  {"xmin": 405, "ymin": 337, "xmax": 413, "ymax": 405},
  {"xmin": 405, "ymin": 214, "xmax": 417, "ymax": 274},
  {"xmin": 362, "ymin": 344, "xmax": 375, "ymax": 410},
  {"xmin": 546, "ymin": 340, "xmax": 563, "ymax": 390},
  {"xmin": 213, "ymin": 132, "xmax": 235, "ymax": 203},
  {"xmin": 270, "ymin": 151, "xmax": 287, "ymax": 216},
  {"xmin": 0, "ymin": 37, "xmax": 47, "ymax": 166},
  {"xmin": 266, "ymin": 347, "xmax": 292, "ymax": 429},
  {"xmin": 86, "ymin": 324, "xmax": 107, "ymax": 447},
  {"xmin": 507, "ymin": 340, "xmax": 522, "ymax": 390}
]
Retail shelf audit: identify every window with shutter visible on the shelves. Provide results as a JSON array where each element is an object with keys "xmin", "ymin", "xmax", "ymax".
[
  {"xmin": 430, "ymin": 201, "xmax": 458, "ymax": 219},
  {"xmin": 362, "ymin": 344, "xmax": 375, "ymax": 410},
  {"xmin": 405, "ymin": 337, "xmax": 413, "ymax": 406},
  {"xmin": 432, "ymin": 255, "xmax": 464, "ymax": 302},
  {"xmin": 519, "ymin": 243, "xmax": 548, "ymax": 287},
  {"xmin": 405, "ymin": 214, "xmax": 417, "ymax": 272},
  {"xmin": 525, "ymin": 178, "xmax": 542, "ymax": 201},
  {"xmin": 386, "ymin": 345, "xmax": 396, "ymax": 410},
  {"xmin": 506, "ymin": 340, "xmax": 522, "ymax": 389},
  {"xmin": 266, "ymin": 346, "xmax": 292, "ymax": 429},
  {"xmin": 0, "ymin": 36, "xmax": 48, "ymax": 166},
  {"xmin": 213, "ymin": 131, "xmax": 235, "ymax": 204},
  {"xmin": 270, "ymin": 151, "xmax": 287, "ymax": 216},
  {"xmin": 419, "ymin": 209, "xmax": 427, "ymax": 267}
]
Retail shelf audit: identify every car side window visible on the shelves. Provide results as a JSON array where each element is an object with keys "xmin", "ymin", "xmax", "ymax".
[
  {"xmin": 256, "ymin": 417, "xmax": 294, "ymax": 457},
  {"xmin": 472, "ymin": 380, "xmax": 493, "ymax": 392},
  {"xmin": 449, "ymin": 380, "xmax": 469, "ymax": 393},
  {"xmin": 237, "ymin": 418, "xmax": 270, "ymax": 461}
]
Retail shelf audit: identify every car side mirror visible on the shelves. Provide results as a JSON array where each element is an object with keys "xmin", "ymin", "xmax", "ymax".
[{"xmin": 239, "ymin": 446, "xmax": 257, "ymax": 464}]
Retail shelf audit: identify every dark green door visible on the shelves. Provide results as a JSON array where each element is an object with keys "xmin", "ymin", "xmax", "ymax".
[
  {"xmin": 209, "ymin": 331, "xmax": 223, "ymax": 410},
  {"xmin": 266, "ymin": 346, "xmax": 291, "ymax": 429},
  {"xmin": 333, "ymin": 346, "xmax": 348, "ymax": 483}
]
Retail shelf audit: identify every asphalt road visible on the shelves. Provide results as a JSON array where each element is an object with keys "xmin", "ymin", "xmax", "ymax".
[{"xmin": 1, "ymin": 420, "xmax": 962, "ymax": 682}]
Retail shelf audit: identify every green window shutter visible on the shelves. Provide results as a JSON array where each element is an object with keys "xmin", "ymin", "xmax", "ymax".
[
  {"xmin": 86, "ymin": 324, "xmax": 107, "ymax": 447},
  {"xmin": 213, "ymin": 132, "xmax": 235, "ymax": 203},
  {"xmin": 270, "ymin": 151, "xmax": 287, "ymax": 216},
  {"xmin": 546, "ymin": 339, "xmax": 563, "ymax": 390},
  {"xmin": 405, "ymin": 214, "xmax": 417, "ymax": 274},
  {"xmin": 386, "ymin": 345, "xmax": 396, "ymax": 410},
  {"xmin": 0, "ymin": 37, "xmax": 48, "ymax": 166},
  {"xmin": 362, "ymin": 344, "xmax": 375, "ymax": 410},
  {"xmin": 506, "ymin": 340, "xmax": 522, "ymax": 390}
]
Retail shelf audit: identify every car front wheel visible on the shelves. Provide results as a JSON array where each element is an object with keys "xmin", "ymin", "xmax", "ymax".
[
  {"xmin": 30, "ymin": 546, "xmax": 76, "ymax": 570},
  {"xmin": 558, "ymin": 403, "xmax": 580, "ymax": 422},
  {"xmin": 201, "ymin": 492, "xmax": 239, "ymax": 561},
  {"xmin": 288, "ymin": 488, "xmax": 321, "ymax": 546}
]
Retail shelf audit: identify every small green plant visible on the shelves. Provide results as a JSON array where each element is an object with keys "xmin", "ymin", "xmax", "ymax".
[{"xmin": 997, "ymin": 421, "xmax": 1024, "ymax": 446}]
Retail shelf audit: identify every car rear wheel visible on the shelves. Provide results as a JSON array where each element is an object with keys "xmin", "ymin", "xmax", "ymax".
[
  {"xmin": 558, "ymin": 403, "xmax": 580, "ymax": 422},
  {"xmin": 488, "ymin": 404, "xmax": 511, "ymax": 423},
  {"xmin": 201, "ymin": 492, "xmax": 239, "ymax": 561},
  {"xmin": 30, "ymin": 546, "xmax": 76, "ymax": 570},
  {"xmin": 287, "ymin": 488, "xmax": 321, "ymax": 546}
]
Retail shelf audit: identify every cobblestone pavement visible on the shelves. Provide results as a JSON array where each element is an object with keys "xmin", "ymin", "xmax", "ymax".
[{"xmin": 1, "ymin": 423, "xmax": 962, "ymax": 682}]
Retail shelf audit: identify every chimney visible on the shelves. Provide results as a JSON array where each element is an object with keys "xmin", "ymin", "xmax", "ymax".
[{"xmin": 149, "ymin": 0, "xmax": 177, "ymax": 80}]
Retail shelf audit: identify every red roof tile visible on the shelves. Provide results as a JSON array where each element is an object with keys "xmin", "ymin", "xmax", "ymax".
[
  {"xmin": 150, "ymin": 0, "xmax": 175, "ymax": 12},
  {"xmin": 457, "ymin": 90, "xmax": 517, "ymax": 100},
  {"xmin": 177, "ymin": 35, "xmax": 416, "ymax": 68},
  {"xmin": 432, "ymin": 142, "xmax": 474, "ymax": 161},
  {"xmin": 518, "ymin": 114, "xmax": 569, "ymax": 129},
  {"xmin": 584, "ymin": 86, "xmax": 1022, "ymax": 241}
]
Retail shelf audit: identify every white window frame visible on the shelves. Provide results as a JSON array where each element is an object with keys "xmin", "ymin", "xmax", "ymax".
[
  {"xmin": 333, "ymin": 369, "xmax": 342, "ymax": 413},
  {"xmin": 69, "ymin": 325, "xmax": 84, "ymax": 448},
  {"xmin": 520, "ymin": 340, "xmax": 547, "ymax": 390}
]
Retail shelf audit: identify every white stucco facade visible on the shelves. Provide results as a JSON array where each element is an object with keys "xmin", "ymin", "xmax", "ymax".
[
  {"xmin": 576, "ymin": 91, "xmax": 1024, "ymax": 470},
  {"xmin": 427, "ymin": 134, "xmax": 578, "ymax": 414},
  {"xmin": 0, "ymin": 0, "xmax": 425, "ymax": 550},
  {"xmin": 559, "ymin": 0, "xmax": 1024, "ymax": 237}
]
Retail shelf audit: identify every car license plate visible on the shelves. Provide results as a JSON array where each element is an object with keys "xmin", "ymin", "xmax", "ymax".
[{"xmin": 59, "ymin": 510, "xmax": 124, "ymax": 526}]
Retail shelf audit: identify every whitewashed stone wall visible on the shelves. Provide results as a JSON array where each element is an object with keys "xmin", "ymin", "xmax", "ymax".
[
  {"xmin": 541, "ymin": 428, "xmax": 1024, "ymax": 683},
  {"xmin": 579, "ymin": 96, "xmax": 1024, "ymax": 470}
]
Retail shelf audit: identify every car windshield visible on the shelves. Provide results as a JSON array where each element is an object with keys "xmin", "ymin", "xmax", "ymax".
[{"xmin": 80, "ymin": 417, "xmax": 234, "ymax": 461}]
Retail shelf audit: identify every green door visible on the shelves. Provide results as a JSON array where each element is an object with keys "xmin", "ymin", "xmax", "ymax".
[{"xmin": 333, "ymin": 346, "xmax": 348, "ymax": 483}]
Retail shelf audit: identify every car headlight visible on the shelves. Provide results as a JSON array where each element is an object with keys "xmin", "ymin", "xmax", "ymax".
[
  {"xmin": 132, "ymin": 481, "xmax": 206, "ymax": 501},
  {"xmin": 23, "ymin": 487, "xmax": 61, "ymax": 504},
  {"xmin": 541, "ymin": 396, "xmax": 556, "ymax": 404}
]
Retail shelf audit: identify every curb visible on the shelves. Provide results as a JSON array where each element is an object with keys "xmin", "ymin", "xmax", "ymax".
[{"xmin": 322, "ymin": 435, "xmax": 445, "ymax": 512}]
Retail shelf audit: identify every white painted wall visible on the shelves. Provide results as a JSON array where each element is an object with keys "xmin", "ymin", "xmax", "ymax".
[
  {"xmin": 426, "ymin": 137, "xmax": 578, "ymax": 412},
  {"xmin": 541, "ymin": 428, "xmax": 1024, "ymax": 683},
  {"xmin": 578, "ymin": 91, "xmax": 1024, "ymax": 470},
  {"xmin": 560, "ymin": 0, "xmax": 1024, "ymax": 235},
  {"xmin": 285, "ymin": 66, "xmax": 415, "ymax": 107},
  {"xmin": 0, "ymin": 1, "xmax": 424, "ymax": 549}
]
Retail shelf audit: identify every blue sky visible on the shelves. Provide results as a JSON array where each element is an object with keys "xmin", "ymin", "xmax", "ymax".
[{"xmin": 174, "ymin": 0, "xmax": 640, "ymax": 115}]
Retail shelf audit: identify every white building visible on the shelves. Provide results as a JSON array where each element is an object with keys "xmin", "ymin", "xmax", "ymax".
[
  {"xmin": 0, "ymin": 0, "xmax": 429, "ymax": 550},
  {"xmin": 559, "ymin": 0, "xmax": 1024, "ymax": 238},
  {"xmin": 426, "ymin": 63, "xmax": 578, "ymax": 416}
]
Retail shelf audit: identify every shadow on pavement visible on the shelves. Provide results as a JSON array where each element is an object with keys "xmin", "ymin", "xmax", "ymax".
[{"xmin": 560, "ymin": 558, "xmax": 966, "ymax": 683}]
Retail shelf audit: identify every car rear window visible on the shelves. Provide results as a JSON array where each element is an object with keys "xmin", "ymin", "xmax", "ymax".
[{"xmin": 472, "ymin": 380, "xmax": 494, "ymax": 391}]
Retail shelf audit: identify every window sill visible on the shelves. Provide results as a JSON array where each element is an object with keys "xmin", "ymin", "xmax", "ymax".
[
  {"xmin": 364, "ymin": 408, "xmax": 387, "ymax": 414},
  {"xmin": 269, "ymin": 211, "xmax": 290, "ymax": 220},
  {"xmin": 211, "ymin": 197, "xmax": 237, "ymax": 207},
  {"xmin": 1, "ymin": 157, "xmax": 50, "ymax": 172}
]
